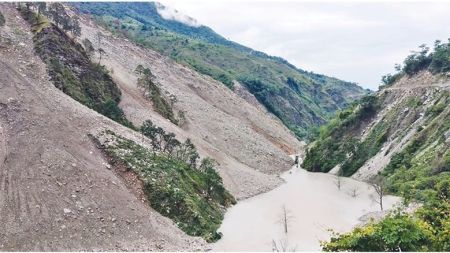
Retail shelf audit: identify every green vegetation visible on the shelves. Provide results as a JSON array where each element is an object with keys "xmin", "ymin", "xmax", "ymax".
[
  {"xmin": 19, "ymin": 5, "xmax": 133, "ymax": 128},
  {"xmin": 135, "ymin": 65, "xmax": 178, "ymax": 124},
  {"xmin": 381, "ymin": 40, "xmax": 450, "ymax": 88},
  {"xmin": 302, "ymin": 95, "xmax": 383, "ymax": 175},
  {"xmin": 71, "ymin": 2, "xmax": 368, "ymax": 139},
  {"xmin": 323, "ymin": 210, "xmax": 436, "ymax": 251},
  {"xmin": 0, "ymin": 11, "xmax": 5, "ymax": 27},
  {"xmin": 97, "ymin": 124, "xmax": 235, "ymax": 242},
  {"xmin": 321, "ymin": 91, "xmax": 450, "ymax": 251}
]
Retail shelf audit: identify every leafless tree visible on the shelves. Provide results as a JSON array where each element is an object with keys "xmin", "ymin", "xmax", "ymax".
[
  {"xmin": 278, "ymin": 205, "xmax": 294, "ymax": 234},
  {"xmin": 272, "ymin": 238, "xmax": 297, "ymax": 252},
  {"xmin": 348, "ymin": 187, "xmax": 359, "ymax": 198},
  {"xmin": 334, "ymin": 168, "xmax": 343, "ymax": 190},
  {"xmin": 371, "ymin": 176, "xmax": 385, "ymax": 211},
  {"xmin": 97, "ymin": 48, "xmax": 105, "ymax": 65}
]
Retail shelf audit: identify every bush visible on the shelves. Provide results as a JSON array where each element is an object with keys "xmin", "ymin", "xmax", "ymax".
[{"xmin": 323, "ymin": 212, "xmax": 434, "ymax": 252}]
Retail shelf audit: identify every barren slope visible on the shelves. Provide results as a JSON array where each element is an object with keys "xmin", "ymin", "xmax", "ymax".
[
  {"xmin": 0, "ymin": 5, "xmax": 203, "ymax": 250},
  {"xmin": 76, "ymin": 13, "xmax": 305, "ymax": 199}
]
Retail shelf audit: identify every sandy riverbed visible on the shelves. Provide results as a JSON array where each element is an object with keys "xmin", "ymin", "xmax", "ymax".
[{"xmin": 212, "ymin": 165, "xmax": 401, "ymax": 251}]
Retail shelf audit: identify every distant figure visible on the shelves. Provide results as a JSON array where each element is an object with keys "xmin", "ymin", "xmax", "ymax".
[{"xmin": 294, "ymin": 155, "xmax": 299, "ymax": 168}]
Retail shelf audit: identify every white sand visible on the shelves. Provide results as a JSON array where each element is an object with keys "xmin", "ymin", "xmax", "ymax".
[{"xmin": 212, "ymin": 166, "xmax": 401, "ymax": 251}]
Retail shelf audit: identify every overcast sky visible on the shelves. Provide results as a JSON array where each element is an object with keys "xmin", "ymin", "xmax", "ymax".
[{"xmin": 157, "ymin": 0, "xmax": 450, "ymax": 90}]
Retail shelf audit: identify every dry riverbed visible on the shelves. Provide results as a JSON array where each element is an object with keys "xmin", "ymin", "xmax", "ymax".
[{"xmin": 212, "ymin": 163, "xmax": 401, "ymax": 251}]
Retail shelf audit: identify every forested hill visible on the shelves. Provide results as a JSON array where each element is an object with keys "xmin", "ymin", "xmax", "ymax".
[
  {"xmin": 72, "ymin": 2, "xmax": 369, "ymax": 139},
  {"xmin": 306, "ymin": 40, "xmax": 450, "ymax": 251}
]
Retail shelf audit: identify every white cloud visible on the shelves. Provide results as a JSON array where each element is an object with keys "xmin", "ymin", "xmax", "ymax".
[
  {"xmin": 158, "ymin": 0, "xmax": 450, "ymax": 90},
  {"xmin": 155, "ymin": 2, "xmax": 201, "ymax": 27}
]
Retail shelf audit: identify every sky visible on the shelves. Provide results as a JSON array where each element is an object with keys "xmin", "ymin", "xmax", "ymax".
[{"xmin": 157, "ymin": 0, "xmax": 450, "ymax": 90}]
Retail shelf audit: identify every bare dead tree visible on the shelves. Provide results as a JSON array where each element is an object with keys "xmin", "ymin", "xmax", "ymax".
[
  {"xmin": 348, "ymin": 187, "xmax": 359, "ymax": 198},
  {"xmin": 372, "ymin": 176, "xmax": 385, "ymax": 211},
  {"xmin": 334, "ymin": 168, "xmax": 343, "ymax": 190},
  {"xmin": 279, "ymin": 205, "xmax": 294, "ymax": 234},
  {"xmin": 272, "ymin": 238, "xmax": 297, "ymax": 252}
]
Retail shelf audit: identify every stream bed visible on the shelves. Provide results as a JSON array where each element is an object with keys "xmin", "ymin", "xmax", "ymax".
[{"xmin": 212, "ymin": 166, "xmax": 401, "ymax": 251}]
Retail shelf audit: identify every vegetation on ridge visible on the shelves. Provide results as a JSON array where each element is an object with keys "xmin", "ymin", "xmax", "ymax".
[{"xmin": 381, "ymin": 40, "xmax": 450, "ymax": 88}]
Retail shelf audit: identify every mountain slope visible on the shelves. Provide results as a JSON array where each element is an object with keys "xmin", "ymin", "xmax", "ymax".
[
  {"xmin": 0, "ymin": 4, "xmax": 203, "ymax": 250},
  {"xmin": 71, "ymin": 2, "xmax": 368, "ymax": 138},
  {"xmin": 1, "ymin": 3, "xmax": 308, "ymax": 249},
  {"xmin": 303, "ymin": 41, "xmax": 450, "ymax": 250}
]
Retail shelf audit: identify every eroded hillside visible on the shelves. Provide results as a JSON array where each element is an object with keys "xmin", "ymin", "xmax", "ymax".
[
  {"xmin": 305, "ymin": 42, "xmax": 450, "ymax": 250},
  {"xmin": 0, "ymin": 3, "xmax": 310, "ymax": 250},
  {"xmin": 0, "ymin": 4, "xmax": 203, "ymax": 250},
  {"xmin": 71, "ymin": 2, "xmax": 368, "ymax": 139}
]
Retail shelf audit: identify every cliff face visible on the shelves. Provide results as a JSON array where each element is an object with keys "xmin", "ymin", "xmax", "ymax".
[{"xmin": 303, "ymin": 71, "xmax": 450, "ymax": 182}]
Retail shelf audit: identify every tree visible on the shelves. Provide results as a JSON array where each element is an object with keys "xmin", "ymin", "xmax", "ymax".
[
  {"xmin": 0, "ymin": 12, "xmax": 5, "ymax": 27},
  {"xmin": 97, "ymin": 48, "xmax": 105, "ymax": 65},
  {"xmin": 334, "ymin": 168, "xmax": 343, "ymax": 190},
  {"xmin": 278, "ymin": 205, "xmax": 294, "ymax": 234},
  {"xmin": 70, "ymin": 16, "xmax": 81, "ymax": 38},
  {"xmin": 82, "ymin": 38, "xmax": 95, "ymax": 58},
  {"xmin": 135, "ymin": 64, "xmax": 145, "ymax": 76},
  {"xmin": 372, "ymin": 176, "xmax": 385, "ymax": 211}
]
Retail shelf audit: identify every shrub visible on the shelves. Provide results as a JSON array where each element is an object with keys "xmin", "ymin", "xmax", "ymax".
[{"xmin": 322, "ymin": 212, "xmax": 434, "ymax": 252}]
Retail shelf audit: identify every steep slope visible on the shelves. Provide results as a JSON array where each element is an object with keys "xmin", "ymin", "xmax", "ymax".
[
  {"xmin": 75, "ymin": 10, "xmax": 305, "ymax": 199},
  {"xmin": 71, "ymin": 2, "xmax": 368, "ymax": 139},
  {"xmin": 303, "ymin": 42, "xmax": 450, "ymax": 250},
  {"xmin": 0, "ymin": 4, "xmax": 203, "ymax": 250},
  {"xmin": 0, "ymin": 3, "xmax": 309, "ymax": 249}
]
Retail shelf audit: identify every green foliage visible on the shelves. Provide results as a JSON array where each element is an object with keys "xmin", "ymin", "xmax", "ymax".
[
  {"xmin": 340, "ymin": 122, "xmax": 389, "ymax": 176},
  {"xmin": 70, "ymin": 2, "xmax": 368, "ymax": 139},
  {"xmin": 99, "ymin": 129, "xmax": 235, "ymax": 242},
  {"xmin": 322, "ymin": 211, "xmax": 434, "ymax": 252},
  {"xmin": 403, "ymin": 44, "xmax": 432, "ymax": 76},
  {"xmin": 429, "ymin": 39, "xmax": 450, "ymax": 74},
  {"xmin": 407, "ymin": 97, "xmax": 423, "ymax": 108},
  {"xmin": 20, "ymin": 8, "xmax": 133, "ymax": 129},
  {"xmin": 0, "ymin": 11, "xmax": 5, "ymax": 27},
  {"xmin": 426, "ymin": 102, "xmax": 445, "ymax": 117},
  {"xmin": 136, "ymin": 66, "xmax": 178, "ymax": 124},
  {"xmin": 381, "ymin": 72, "xmax": 403, "ymax": 87},
  {"xmin": 325, "ymin": 93, "xmax": 450, "ymax": 251},
  {"xmin": 381, "ymin": 39, "xmax": 450, "ymax": 88},
  {"xmin": 302, "ymin": 94, "xmax": 382, "ymax": 173}
]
